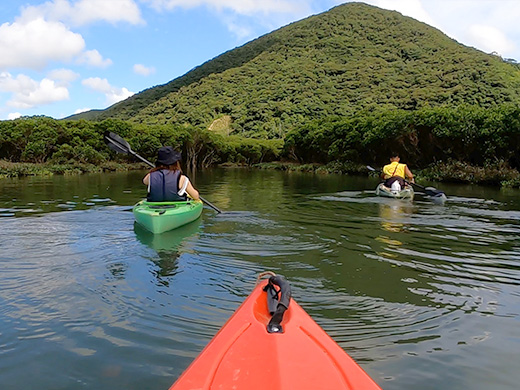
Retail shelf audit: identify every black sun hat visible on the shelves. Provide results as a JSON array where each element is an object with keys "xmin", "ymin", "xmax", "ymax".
[{"xmin": 156, "ymin": 146, "xmax": 181, "ymax": 165}]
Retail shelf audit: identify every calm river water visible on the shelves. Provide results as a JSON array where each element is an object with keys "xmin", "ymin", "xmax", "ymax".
[{"xmin": 1, "ymin": 168, "xmax": 519, "ymax": 390}]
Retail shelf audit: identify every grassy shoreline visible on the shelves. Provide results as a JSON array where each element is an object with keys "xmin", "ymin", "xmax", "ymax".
[
  {"xmin": 0, "ymin": 160, "xmax": 148, "ymax": 179},
  {"xmin": 1, "ymin": 160, "xmax": 519, "ymax": 188},
  {"xmin": 254, "ymin": 161, "xmax": 520, "ymax": 188}
]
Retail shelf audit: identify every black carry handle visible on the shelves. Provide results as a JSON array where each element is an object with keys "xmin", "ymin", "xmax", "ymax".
[
  {"xmin": 264, "ymin": 274, "xmax": 291, "ymax": 334},
  {"xmin": 104, "ymin": 131, "xmax": 223, "ymax": 213}
]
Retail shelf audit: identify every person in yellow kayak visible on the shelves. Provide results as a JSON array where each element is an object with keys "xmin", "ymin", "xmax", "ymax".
[
  {"xmin": 143, "ymin": 146, "xmax": 200, "ymax": 201},
  {"xmin": 381, "ymin": 153, "xmax": 415, "ymax": 192}
]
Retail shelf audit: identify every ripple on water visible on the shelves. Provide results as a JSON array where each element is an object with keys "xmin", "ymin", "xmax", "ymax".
[{"xmin": 2, "ymin": 174, "xmax": 520, "ymax": 390}]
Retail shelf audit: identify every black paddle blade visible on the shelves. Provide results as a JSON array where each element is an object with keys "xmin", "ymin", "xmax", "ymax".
[
  {"xmin": 425, "ymin": 187, "xmax": 446, "ymax": 198},
  {"xmin": 104, "ymin": 131, "xmax": 132, "ymax": 154},
  {"xmin": 409, "ymin": 182, "xmax": 446, "ymax": 198}
]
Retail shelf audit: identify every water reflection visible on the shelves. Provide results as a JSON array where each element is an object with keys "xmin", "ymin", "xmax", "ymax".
[
  {"xmin": 0, "ymin": 172, "xmax": 142, "ymax": 217},
  {"xmin": 133, "ymin": 219, "xmax": 202, "ymax": 253},
  {"xmin": 2, "ymin": 170, "xmax": 520, "ymax": 390},
  {"xmin": 378, "ymin": 200, "xmax": 414, "ymax": 233},
  {"xmin": 134, "ymin": 220, "xmax": 202, "ymax": 285}
]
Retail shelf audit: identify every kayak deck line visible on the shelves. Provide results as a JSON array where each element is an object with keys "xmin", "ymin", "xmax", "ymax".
[
  {"xmin": 169, "ymin": 274, "xmax": 382, "ymax": 390},
  {"xmin": 297, "ymin": 324, "xmax": 355, "ymax": 389},
  {"xmin": 203, "ymin": 322, "xmax": 252, "ymax": 389}
]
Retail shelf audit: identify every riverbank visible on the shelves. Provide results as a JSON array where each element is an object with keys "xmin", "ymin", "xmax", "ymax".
[
  {"xmin": 2, "ymin": 159, "xmax": 519, "ymax": 188},
  {"xmin": 0, "ymin": 160, "xmax": 147, "ymax": 178},
  {"xmin": 254, "ymin": 160, "xmax": 520, "ymax": 188}
]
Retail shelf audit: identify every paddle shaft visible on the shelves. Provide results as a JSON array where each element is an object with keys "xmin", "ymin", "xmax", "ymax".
[
  {"xmin": 130, "ymin": 150, "xmax": 154, "ymax": 167},
  {"xmin": 105, "ymin": 132, "xmax": 222, "ymax": 213}
]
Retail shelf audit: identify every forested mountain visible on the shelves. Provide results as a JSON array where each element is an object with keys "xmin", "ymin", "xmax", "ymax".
[{"xmin": 68, "ymin": 2, "xmax": 520, "ymax": 138}]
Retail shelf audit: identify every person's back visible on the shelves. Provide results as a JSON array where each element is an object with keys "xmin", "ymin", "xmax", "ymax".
[
  {"xmin": 147, "ymin": 169, "xmax": 186, "ymax": 202},
  {"xmin": 143, "ymin": 146, "xmax": 200, "ymax": 201},
  {"xmin": 381, "ymin": 154, "xmax": 414, "ymax": 192}
]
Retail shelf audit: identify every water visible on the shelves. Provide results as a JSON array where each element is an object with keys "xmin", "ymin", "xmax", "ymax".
[{"xmin": 1, "ymin": 169, "xmax": 519, "ymax": 390}]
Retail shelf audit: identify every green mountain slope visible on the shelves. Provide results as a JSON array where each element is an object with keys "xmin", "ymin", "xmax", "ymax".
[{"xmin": 69, "ymin": 2, "xmax": 520, "ymax": 138}]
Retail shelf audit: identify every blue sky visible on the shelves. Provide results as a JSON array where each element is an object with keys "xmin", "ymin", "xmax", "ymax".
[{"xmin": 1, "ymin": 0, "xmax": 519, "ymax": 121}]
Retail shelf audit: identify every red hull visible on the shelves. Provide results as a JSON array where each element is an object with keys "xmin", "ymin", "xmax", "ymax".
[{"xmin": 169, "ymin": 280, "xmax": 382, "ymax": 390}]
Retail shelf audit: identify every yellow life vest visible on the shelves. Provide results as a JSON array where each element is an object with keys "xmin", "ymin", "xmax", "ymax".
[{"xmin": 383, "ymin": 161, "xmax": 406, "ymax": 179}]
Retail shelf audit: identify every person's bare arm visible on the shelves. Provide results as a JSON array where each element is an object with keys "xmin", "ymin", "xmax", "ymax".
[
  {"xmin": 180, "ymin": 175, "xmax": 199, "ymax": 200},
  {"xmin": 405, "ymin": 166, "xmax": 414, "ymax": 182}
]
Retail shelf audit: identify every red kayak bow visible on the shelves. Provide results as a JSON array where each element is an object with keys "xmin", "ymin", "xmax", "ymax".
[{"xmin": 169, "ymin": 273, "xmax": 382, "ymax": 390}]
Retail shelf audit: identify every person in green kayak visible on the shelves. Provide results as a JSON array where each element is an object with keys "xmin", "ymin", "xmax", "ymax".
[
  {"xmin": 143, "ymin": 146, "xmax": 200, "ymax": 201},
  {"xmin": 381, "ymin": 153, "xmax": 414, "ymax": 192}
]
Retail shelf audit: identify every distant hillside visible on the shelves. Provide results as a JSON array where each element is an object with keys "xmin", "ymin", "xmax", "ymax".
[{"xmin": 68, "ymin": 2, "xmax": 520, "ymax": 138}]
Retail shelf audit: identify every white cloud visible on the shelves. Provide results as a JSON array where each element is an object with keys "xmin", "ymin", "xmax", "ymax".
[
  {"xmin": 0, "ymin": 18, "xmax": 85, "ymax": 70},
  {"xmin": 8, "ymin": 112, "xmax": 22, "ymax": 120},
  {"xmin": 106, "ymin": 87, "xmax": 134, "ymax": 105},
  {"xmin": 20, "ymin": 0, "xmax": 144, "ymax": 27},
  {"xmin": 82, "ymin": 77, "xmax": 135, "ymax": 105},
  {"xmin": 82, "ymin": 77, "xmax": 112, "ymax": 92},
  {"xmin": 78, "ymin": 50, "xmax": 113, "ymax": 68},
  {"xmin": 133, "ymin": 64, "xmax": 156, "ymax": 76},
  {"xmin": 0, "ymin": 18, "xmax": 111, "ymax": 71},
  {"xmin": 467, "ymin": 24, "xmax": 516, "ymax": 56},
  {"xmin": 0, "ymin": 72, "xmax": 69, "ymax": 109},
  {"xmin": 47, "ymin": 68, "xmax": 80, "ymax": 85},
  {"xmin": 142, "ymin": 0, "xmax": 307, "ymax": 15},
  {"xmin": 219, "ymin": 13, "xmax": 254, "ymax": 39},
  {"xmin": 140, "ymin": 0, "xmax": 312, "ymax": 40}
]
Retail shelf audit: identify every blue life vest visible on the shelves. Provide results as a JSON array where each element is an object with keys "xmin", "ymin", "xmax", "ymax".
[{"xmin": 147, "ymin": 169, "xmax": 187, "ymax": 202}]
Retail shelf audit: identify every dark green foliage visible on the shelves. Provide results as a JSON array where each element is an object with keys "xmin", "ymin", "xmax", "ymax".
[
  {"xmin": 284, "ymin": 104, "xmax": 520, "ymax": 170},
  {"xmin": 67, "ymin": 3, "xmax": 520, "ymax": 139},
  {"xmin": 420, "ymin": 159, "xmax": 520, "ymax": 186},
  {"xmin": 0, "ymin": 116, "xmax": 282, "ymax": 168},
  {"xmin": 0, "ymin": 116, "xmax": 107, "ymax": 164},
  {"xmin": 0, "ymin": 160, "xmax": 136, "ymax": 178}
]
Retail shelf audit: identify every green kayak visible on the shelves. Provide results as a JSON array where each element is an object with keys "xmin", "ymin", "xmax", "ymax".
[
  {"xmin": 375, "ymin": 183, "xmax": 414, "ymax": 200},
  {"xmin": 133, "ymin": 199, "xmax": 203, "ymax": 234}
]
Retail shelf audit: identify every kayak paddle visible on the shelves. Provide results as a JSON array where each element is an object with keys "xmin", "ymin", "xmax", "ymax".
[
  {"xmin": 408, "ymin": 181, "xmax": 446, "ymax": 199},
  {"xmin": 104, "ymin": 131, "xmax": 223, "ymax": 214},
  {"xmin": 366, "ymin": 165, "xmax": 447, "ymax": 199}
]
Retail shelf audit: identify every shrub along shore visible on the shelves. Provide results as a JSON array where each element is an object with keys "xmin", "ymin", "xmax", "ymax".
[
  {"xmin": 1, "ymin": 104, "xmax": 520, "ymax": 188},
  {"xmin": 0, "ymin": 160, "xmax": 146, "ymax": 178},
  {"xmin": 254, "ymin": 161, "xmax": 520, "ymax": 188}
]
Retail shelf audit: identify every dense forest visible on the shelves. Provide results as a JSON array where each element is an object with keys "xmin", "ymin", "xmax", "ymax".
[
  {"xmin": 69, "ymin": 3, "xmax": 520, "ymax": 137},
  {"xmin": 3, "ymin": 3, "xmax": 520, "ymax": 186},
  {"xmin": 0, "ymin": 117, "xmax": 282, "ymax": 171},
  {"xmin": 2, "ymin": 104, "xmax": 520, "ymax": 186}
]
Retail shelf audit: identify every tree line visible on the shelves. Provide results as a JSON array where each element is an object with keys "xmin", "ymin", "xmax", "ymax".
[
  {"xmin": 1, "ymin": 104, "xmax": 519, "ymax": 184},
  {"xmin": 0, "ymin": 117, "xmax": 282, "ymax": 169},
  {"xmin": 284, "ymin": 104, "xmax": 520, "ymax": 171}
]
